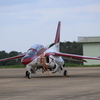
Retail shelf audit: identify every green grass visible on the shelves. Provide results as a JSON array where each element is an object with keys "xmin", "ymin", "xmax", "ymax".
[
  {"xmin": 65, "ymin": 63, "xmax": 100, "ymax": 67},
  {"xmin": 0, "ymin": 65, "xmax": 25, "ymax": 68},
  {"xmin": 0, "ymin": 63, "xmax": 100, "ymax": 69}
]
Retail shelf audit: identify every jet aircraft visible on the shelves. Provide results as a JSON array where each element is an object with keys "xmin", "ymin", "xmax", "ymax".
[{"xmin": 0, "ymin": 21, "xmax": 100, "ymax": 79}]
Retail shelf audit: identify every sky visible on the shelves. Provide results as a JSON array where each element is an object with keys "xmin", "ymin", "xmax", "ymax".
[{"xmin": 0, "ymin": 0, "xmax": 100, "ymax": 52}]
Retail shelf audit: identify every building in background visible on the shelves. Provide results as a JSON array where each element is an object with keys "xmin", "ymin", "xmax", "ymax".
[{"xmin": 78, "ymin": 37, "xmax": 100, "ymax": 65}]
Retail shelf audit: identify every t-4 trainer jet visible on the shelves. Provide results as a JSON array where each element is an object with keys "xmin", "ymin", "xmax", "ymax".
[{"xmin": 0, "ymin": 21, "xmax": 100, "ymax": 79}]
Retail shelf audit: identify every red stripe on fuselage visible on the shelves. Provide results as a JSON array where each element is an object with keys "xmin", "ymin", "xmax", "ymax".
[{"xmin": 21, "ymin": 48, "xmax": 47, "ymax": 65}]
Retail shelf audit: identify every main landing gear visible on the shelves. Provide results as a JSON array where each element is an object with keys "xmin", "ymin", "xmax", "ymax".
[{"xmin": 63, "ymin": 70, "xmax": 68, "ymax": 77}]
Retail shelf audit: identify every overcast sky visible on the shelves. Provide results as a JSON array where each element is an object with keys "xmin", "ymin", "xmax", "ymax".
[{"xmin": 0, "ymin": 0, "xmax": 100, "ymax": 52}]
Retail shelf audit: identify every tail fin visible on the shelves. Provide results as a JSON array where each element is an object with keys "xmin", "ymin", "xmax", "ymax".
[
  {"xmin": 54, "ymin": 21, "xmax": 61, "ymax": 52},
  {"xmin": 54, "ymin": 21, "xmax": 61, "ymax": 44},
  {"xmin": 48, "ymin": 21, "xmax": 61, "ymax": 52}
]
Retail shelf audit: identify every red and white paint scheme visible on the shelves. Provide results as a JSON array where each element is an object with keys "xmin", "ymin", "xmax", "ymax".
[{"xmin": 0, "ymin": 21, "xmax": 100, "ymax": 79}]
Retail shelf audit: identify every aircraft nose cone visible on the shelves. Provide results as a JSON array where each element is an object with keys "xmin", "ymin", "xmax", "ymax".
[{"xmin": 21, "ymin": 57, "xmax": 32, "ymax": 65}]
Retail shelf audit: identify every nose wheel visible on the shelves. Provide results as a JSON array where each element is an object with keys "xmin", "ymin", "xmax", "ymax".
[
  {"xmin": 28, "ymin": 72, "xmax": 31, "ymax": 79},
  {"xmin": 26, "ymin": 71, "xmax": 28, "ymax": 76},
  {"xmin": 25, "ymin": 71, "xmax": 31, "ymax": 79}
]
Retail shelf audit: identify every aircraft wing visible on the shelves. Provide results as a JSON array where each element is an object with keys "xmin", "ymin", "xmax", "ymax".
[
  {"xmin": 45, "ymin": 52, "xmax": 100, "ymax": 62},
  {"xmin": 0, "ymin": 54, "xmax": 25, "ymax": 61}
]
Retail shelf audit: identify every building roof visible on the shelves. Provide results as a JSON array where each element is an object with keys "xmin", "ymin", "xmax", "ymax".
[{"xmin": 78, "ymin": 36, "xmax": 100, "ymax": 43}]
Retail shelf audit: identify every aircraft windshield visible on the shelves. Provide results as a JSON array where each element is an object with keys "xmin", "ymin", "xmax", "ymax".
[
  {"xmin": 27, "ymin": 49, "xmax": 36, "ymax": 55},
  {"xmin": 24, "ymin": 44, "xmax": 45, "ymax": 58},
  {"xmin": 30, "ymin": 44, "xmax": 45, "ymax": 53}
]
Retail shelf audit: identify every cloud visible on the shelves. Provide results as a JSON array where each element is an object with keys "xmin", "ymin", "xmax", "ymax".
[
  {"xmin": 70, "ymin": 4, "xmax": 100, "ymax": 13},
  {"xmin": 0, "ymin": 1, "xmax": 100, "ymax": 20},
  {"xmin": 0, "ymin": 0, "xmax": 100, "ymax": 52}
]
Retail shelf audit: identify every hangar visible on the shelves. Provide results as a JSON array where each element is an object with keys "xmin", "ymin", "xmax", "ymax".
[{"xmin": 78, "ymin": 37, "xmax": 100, "ymax": 65}]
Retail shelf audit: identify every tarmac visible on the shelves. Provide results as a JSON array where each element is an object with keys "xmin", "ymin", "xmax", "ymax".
[{"xmin": 0, "ymin": 67, "xmax": 100, "ymax": 100}]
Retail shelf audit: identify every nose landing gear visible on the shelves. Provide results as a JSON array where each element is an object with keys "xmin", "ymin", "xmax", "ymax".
[{"xmin": 25, "ymin": 71, "xmax": 31, "ymax": 79}]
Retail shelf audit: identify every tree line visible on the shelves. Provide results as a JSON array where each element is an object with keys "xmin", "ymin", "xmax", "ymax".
[
  {"xmin": 0, "ymin": 41, "xmax": 83, "ymax": 66},
  {"xmin": 0, "ymin": 51, "xmax": 22, "ymax": 66},
  {"xmin": 60, "ymin": 41, "xmax": 83, "ymax": 64}
]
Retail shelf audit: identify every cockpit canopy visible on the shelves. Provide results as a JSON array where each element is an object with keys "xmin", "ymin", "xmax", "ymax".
[
  {"xmin": 22, "ymin": 44, "xmax": 47, "ymax": 65},
  {"xmin": 27, "ymin": 44, "xmax": 46, "ymax": 56}
]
